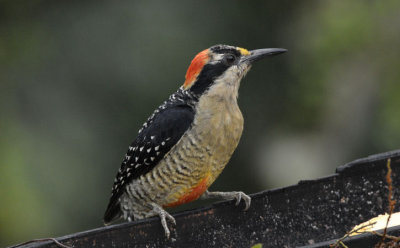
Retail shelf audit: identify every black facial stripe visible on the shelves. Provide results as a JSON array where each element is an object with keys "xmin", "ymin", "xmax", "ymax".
[{"xmin": 189, "ymin": 62, "xmax": 229, "ymax": 95}]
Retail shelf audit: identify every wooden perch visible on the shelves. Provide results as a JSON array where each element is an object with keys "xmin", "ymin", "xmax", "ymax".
[{"xmin": 10, "ymin": 150, "xmax": 400, "ymax": 248}]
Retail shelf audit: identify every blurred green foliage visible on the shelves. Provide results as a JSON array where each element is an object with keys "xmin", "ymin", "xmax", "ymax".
[{"xmin": 1, "ymin": 0, "xmax": 400, "ymax": 246}]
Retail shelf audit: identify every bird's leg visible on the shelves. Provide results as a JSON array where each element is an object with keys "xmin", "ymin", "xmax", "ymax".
[
  {"xmin": 200, "ymin": 190, "xmax": 251, "ymax": 210},
  {"xmin": 148, "ymin": 203, "xmax": 176, "ymax": 238}
]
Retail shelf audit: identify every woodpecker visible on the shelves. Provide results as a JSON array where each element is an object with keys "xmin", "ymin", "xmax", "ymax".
[{"xmin": 104, "ymin": 44, "xmax": 286, "ymax": 237}]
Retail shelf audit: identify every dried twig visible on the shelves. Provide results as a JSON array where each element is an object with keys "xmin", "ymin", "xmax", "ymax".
[
  {"xmin": 329, "ymin": 221, "xmax": 376, "ymax": 248},
  {"xmin": 372, "ymin": 231, "xmax": 400, "ymax": 242},
  {"xmin": 376, "ymin": 158, "xmax": 397, "ymax": 248}
]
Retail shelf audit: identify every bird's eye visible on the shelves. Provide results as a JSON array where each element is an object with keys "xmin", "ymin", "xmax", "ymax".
[{"xmin": 224, "ymin": 54, "xmax": 236, "ymax": 64}]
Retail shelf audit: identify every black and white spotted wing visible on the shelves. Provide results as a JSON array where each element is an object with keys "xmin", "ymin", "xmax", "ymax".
[{"xmin": 104, "ymin": 88, "xmax": 197, "ymax": 223}]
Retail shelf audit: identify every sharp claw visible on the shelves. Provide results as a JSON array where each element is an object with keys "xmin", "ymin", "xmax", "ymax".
[
  {"xmin": 165, "ymin": 228, "xmax": 170, "ymax": 239},
  {"xmin": 202, "ymin": 191, "xmax": 251, "ymax": 211},
  {"xmin": 160, "ymin": 215, "xmax": 170, "ymax": 238},
  {"xmin": 235, "ymin": 192, "xmax": 242, "ymax": 206},
  {"xmin": 237, "ymin": 192, "xmax": 251, "ymax": 211},
  {"xmin": 244, "ymin": 196, "xmax": 251, "ymax": 211},
  {"xmin": 243, "ymin": 195, "xmax": 251, "ymax": 211},
  {"xmin": 150, "ymin": 203, "xmax": 175, "ymax": 238},
  {"xmin": 166, "ymin": 213, "xmax": 176, "ymax": 225}
]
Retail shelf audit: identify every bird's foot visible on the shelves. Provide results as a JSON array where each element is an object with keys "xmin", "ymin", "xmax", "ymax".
[
  {"xmin": 200, "ymin": 190, "xmax": 251, "ymax": 210},
  {"xmin": 149, "ymin": 203, "xmax": 176, "ymax": 238}
]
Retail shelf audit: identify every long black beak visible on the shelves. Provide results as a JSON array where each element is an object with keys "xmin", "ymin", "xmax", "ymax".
[{"xmin": 240, "ymin": 48, "xmax": 287, "ymax": 64}]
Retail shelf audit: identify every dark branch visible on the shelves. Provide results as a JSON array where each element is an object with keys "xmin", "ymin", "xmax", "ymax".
[{"xmin": 10, "ymin": 150, "xmax": 400, "ymax": 248}]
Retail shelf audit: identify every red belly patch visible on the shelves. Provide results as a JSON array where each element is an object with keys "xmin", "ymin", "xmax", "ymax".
[{"xmin": 164, "ymin": 175, "xmax": 210, "ymax": 208}]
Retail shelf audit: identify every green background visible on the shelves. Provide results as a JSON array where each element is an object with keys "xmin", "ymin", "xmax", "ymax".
[{"xmin": 1, "ymin": 1, "xmax": 400, "ymax": 246}]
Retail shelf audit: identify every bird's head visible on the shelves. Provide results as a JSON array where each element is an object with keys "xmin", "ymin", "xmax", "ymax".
[{"xmin": 183, "ymin": 44, "xmax": 287, "ymax": 96}]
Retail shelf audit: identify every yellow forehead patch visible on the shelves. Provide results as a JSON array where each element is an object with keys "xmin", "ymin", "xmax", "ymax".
[{"xmin": 237, "ymin": 47, "xmax": 250, "ymax": 56}]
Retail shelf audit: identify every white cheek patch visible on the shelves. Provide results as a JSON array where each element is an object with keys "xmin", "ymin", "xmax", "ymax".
[{"xmin": 209, "ymin": 54, "xmax": 224, "ymax": 64}]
